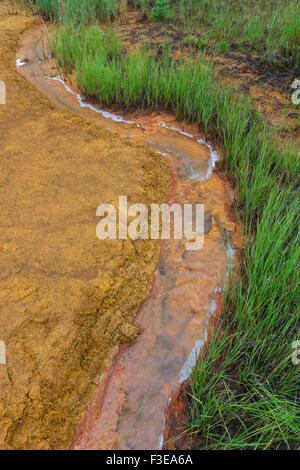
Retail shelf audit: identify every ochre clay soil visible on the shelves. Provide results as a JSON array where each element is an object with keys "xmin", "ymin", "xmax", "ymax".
[{"xmin": 0, "ymin": 6, "xmax": 171, "ymax": 449}]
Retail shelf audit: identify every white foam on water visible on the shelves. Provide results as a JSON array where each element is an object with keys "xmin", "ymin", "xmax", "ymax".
[
  {"xmin": 157, "ymin": 151, "xmax": 168, "ymax": 157},
  {"xmin": 45, "ymin": 75, "xmax": 75, "ymax": 95},
  {"xmin": 197, "ymin": 138, "xmax": 218, "ymax": 180},
  {"xmin": 178, "ymin": 339, "xmax": 204, "ymax": 384},
  {"xmin": 158, "ymin": 120, "xmax": 194, "ymax": 139},
  {"xmin": 45, "ymin": 75, "xmax": 134, "ymax": 125},
  {"xmin": 227, "ymin": 243, "xmax": 236, "ymax": 261},
  {"xmin": 78, "ymin": 97, "xmax": 134, "ymax": 124},
  {"xmin": 158, "ymin": 419, "xmax": 164, "ymax": 450},
  {"xmin": 16, "ymin": 59, "xmax": 26, "ymax": 67},
  {"xmin": 225, "ymin": 242, "xmax": 236, "ymax": 278},
  {"xmin": 158, "ymin": 433, "xmax": 164, "ymax": 450}
]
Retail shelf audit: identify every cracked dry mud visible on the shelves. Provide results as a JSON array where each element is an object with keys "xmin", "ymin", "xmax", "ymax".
[{"xmin": 0, "ymin": 7, "xmax": 170, "ymax": 449}]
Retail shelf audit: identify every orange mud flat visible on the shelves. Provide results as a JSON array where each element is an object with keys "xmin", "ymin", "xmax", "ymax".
[{"xmin": 0, "ymin": 7, "xmax": 170, "ymax": 449}]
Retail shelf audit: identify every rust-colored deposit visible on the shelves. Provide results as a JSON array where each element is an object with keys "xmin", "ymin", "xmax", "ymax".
[{"xmin": 0, "ymin": 7, "xmax": 170, "ymax": 450}]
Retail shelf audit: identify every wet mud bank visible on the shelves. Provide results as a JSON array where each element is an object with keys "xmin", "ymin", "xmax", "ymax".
[{"xmin": 13, "ymin": 19, "xmax": 240, "ymax": 449}]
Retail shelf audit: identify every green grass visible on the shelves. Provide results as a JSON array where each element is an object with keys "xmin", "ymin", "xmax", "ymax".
[
  {"xmin": 18, "ymin": 0, "xmax": 118, "ymax": 23},
  {"xmin": 17, "ymin": 0, "xmax": 300, "ymax": 450},
  {"xmin": 150, "ymin": 0, "xmax": 170, "ymax": 21},
  {"xmin": 19, "ymin": 0, "xmax": 60, "ymax": 20}
]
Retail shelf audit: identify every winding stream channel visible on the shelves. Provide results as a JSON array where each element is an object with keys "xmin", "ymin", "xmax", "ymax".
[{"xmin": 16, "ymin": 25, "xmax": 239, "ymax": 450}]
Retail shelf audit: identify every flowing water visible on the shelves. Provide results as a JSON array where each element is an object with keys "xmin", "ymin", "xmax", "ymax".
[{"xmin": 17, "ymin": 25, "xmax": 239, "ymax": 450}]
